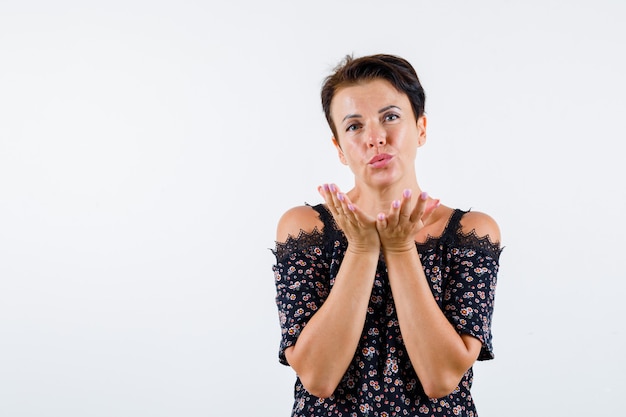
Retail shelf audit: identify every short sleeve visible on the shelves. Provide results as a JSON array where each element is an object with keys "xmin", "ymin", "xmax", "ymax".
[
  {"xmin": 272, "ymin": 229, "xmax": 330, "ymax": 365},
  {"xmin": 443, "ymin": 246, "xmax": 500, "ymax": 360}
]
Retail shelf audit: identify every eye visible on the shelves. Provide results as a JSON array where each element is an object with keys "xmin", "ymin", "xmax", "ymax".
[
  {"xmin": 383, "ymin": 113, "xmax": 399, "ymax": 122},
  {"xmin": 346, "ymin": 123, "xmax": 361, "ymax": 132}
]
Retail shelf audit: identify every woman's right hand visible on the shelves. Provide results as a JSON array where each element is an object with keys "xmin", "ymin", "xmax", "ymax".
[{"xmin": 318, "ymin": 183, "xmax": 380, "ymax": 254}]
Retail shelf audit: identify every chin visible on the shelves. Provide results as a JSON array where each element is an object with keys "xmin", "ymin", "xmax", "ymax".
[{"xmin": 368, "ymin": 174, "xmax": 399, "ymax": 189}]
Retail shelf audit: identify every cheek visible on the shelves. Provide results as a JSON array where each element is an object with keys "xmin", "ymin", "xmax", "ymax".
[{"xmin": 343, "ymin": 143, "xmax": 366, "ymax": 161}]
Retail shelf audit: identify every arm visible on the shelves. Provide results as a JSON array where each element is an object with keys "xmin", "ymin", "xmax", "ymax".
[
  {"xmin": 276, "ymin": 188, "xmax": 380, "ymax": 398},
  {"xmin": 384, "ymin": 248, "xmax": 482, "ymax": 398},
  {"xmin": 378, "ymin": 193, "xmax": 501, "ymax": 398}
]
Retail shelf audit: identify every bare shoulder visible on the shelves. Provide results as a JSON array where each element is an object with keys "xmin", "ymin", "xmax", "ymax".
[
  {"xmin": 276, "ymin": 205, "xmax": 324, "ymax": 243},
  {"xmin": 460, "ymin": 210, "xmax": 501, "ymax": 246}
]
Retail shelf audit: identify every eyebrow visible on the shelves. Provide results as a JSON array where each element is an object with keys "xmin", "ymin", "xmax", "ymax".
[{"xmin": 341, "ymin": 105, "xmax": 402, "ymax": 122}]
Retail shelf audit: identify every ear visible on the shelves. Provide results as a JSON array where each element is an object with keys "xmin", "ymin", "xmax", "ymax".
[
  {"xmin": 332, "ymin": 136, "xmax": 348, "ymax": 165},
  {"xmin": 417, "ymin": 115, "xmax": 427, "ymax": 147}
]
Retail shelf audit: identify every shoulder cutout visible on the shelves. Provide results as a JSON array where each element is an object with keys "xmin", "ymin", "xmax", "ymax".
[
  {"xmin": 275, "ymin": 205, "xmax": 324, "ymax": 244},
  {"xmin": 459, "ymin": 211, "xmax": 501, "ymax": 247}
]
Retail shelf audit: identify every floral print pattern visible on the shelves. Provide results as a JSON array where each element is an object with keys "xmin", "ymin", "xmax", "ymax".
[{"xmin": 273, "ymin": 205, "xmax": 501, "ymax": 416}]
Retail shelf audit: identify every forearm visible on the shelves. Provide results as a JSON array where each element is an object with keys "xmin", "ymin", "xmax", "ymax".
[
  {"xmin": 286, "ymin": 248, "xmax": 378, "ymax": 398},
  {"xmin": 384, "ymin": 248, "xmax": 479, "ymax": 398}
]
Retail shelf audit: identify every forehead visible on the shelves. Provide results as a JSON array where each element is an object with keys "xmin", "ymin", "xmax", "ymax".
[{"xmin": 331, "ymin": 79, "xmax": 409, "ymax": 116}]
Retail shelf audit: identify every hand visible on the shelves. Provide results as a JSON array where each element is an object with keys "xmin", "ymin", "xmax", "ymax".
[
  {"xmin": 376, "ymin": 190, "xmax": 440, "ymax": 253},
  {"xmin": 318, "ymin": 184, "xmax": 380, "ymax": 254}
]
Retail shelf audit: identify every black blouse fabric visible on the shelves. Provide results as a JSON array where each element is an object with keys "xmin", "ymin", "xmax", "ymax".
[{"xmin": 272, "ymin": 204, "xmax": 502, "ymax": 417}]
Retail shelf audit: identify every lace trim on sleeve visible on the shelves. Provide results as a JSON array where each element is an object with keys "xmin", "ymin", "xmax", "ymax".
[
  {"xmin": 272, "ymin": 227, "xmax": 325, "ymax": 262},
  {"xmin": 453, "ymin": 230, "xmax": 503, "ymax": 260},
  {"xmin": 436, "ymin": 209, "xmax": 503, "ymax": 260},
  {"xmin": 417, "ymin": 209, "xmax": 503, "ymax": 260}
]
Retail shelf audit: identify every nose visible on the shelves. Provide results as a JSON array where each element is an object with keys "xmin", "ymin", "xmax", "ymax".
[{"xmin": 367, "ymin": 125, "xmax": 386, "ymax": 148}]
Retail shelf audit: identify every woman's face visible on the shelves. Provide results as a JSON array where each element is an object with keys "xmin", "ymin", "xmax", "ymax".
[{"xmin": 330, "ymin": 78, "xmax": 426, "ymax": 188}]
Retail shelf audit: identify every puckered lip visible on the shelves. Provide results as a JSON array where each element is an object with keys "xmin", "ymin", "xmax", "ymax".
[{"xmin": 368, "ymin": 153, "xmax": 393, "ymax": 164}]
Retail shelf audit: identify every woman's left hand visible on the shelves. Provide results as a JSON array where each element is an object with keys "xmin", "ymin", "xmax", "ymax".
[{"xmin": 376, "ymin": 190, "xmax": 440, "ymax": 253}]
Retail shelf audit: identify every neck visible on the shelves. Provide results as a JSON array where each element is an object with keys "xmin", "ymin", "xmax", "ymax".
[{"xmin": 347, "ymin": 179, "xmax": 422, "ymax": 217}]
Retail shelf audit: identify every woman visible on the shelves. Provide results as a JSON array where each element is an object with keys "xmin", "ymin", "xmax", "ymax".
[{"xmin": 272, "ymin": 54, "xmax": 502, "ymax": 416}]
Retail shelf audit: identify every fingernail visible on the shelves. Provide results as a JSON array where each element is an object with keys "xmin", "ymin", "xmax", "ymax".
[
  {"xmin": 337, "ymin": 193, "xmax": 345, "ymax": 202},
  {"xmin": 329, "ymin": 184, "xmax": 337, "ymax": 192},
  {"xmin": 392, "ymin": 200, "xmax": 400, "ymax": 209},
  {"xmin": 378, "ymin": 213, "xmax": 386, "ymax": 221},
  {"xmin": 420, "ymin": 191, "xmax": 428, "ymax": 200},
  {"xmin": 323, "ymin": 184, "xmax": 330, "ymax": 191},
  {"xmin": 403, "ymin": 189, "xmax": 412, "ymax": 198},
  {"xmin": 347, "ymin": 203, "xmax": 355, "ymax": 211}
]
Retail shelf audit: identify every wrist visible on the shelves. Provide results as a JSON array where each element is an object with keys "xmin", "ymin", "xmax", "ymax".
[
  {"xmin": 381, "ymin": 242, "xmax": 417, "ymax": 256},
  {"xmin": 346, "ymin": 241, "xmax": 381, "ymax": 256}
]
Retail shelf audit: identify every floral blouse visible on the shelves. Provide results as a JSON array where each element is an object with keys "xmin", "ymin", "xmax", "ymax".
[{"xmin": 272, "ymin": 204, "xmax": 502, "ymax": 417}]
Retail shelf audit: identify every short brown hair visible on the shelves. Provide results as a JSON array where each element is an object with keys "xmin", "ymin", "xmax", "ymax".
[{"xmin": 321, "ymin": 54, "xmax": 426, "ymax": 139}]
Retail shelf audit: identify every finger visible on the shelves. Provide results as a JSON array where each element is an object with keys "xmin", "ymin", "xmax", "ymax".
[
  {"xmin": 340, "ymin": 193, "xmax": 370, "ymax": 230},
  {"xmin": 319, "ymin": 183, "xmax": 340, "ymax": 215},
  {"xmin": 335, "ymin": 191, "xmax": 347, "ymax": 215},
  {"xmin": 380, "ymin": 198, "xmax": 400, "ymax": 228},
  {"xmin": 422, "ymin": 198, "xmax": 441, "ymax": 223},
  {"xmin": 343, "ymin": 195, "xmax": 367, "ymax": 229},
  {"xmin": 425, "ymin": 198, "xmax": 440, "ymax": 216},
  {"xmin": 317, "ymin": 184, "xmax": 328, "ymax": 199},
  {"xmin": 328, "ymin": 184, "xmax": 351, "ymax": 219},
  {"xmin": 398, "ymin": 189, "xmax": 413, "ymax": 220},
  {"xmin": 344, "ymin": 200, "xmax": 377, "ymax": 228},
  {"xmin": 330, "ymin": 184, "xmax": 347, "ymax": 213},
  {"xmin": 337, "ymin": 191, "xmax": 356, "ymax": 215},
  {"xmin": 409, "ymin": 191, "xmax": 428, "ymax": 223},
  {"xmin": 376, "ymin": 212, "xmax": 388, "ymax": 230},
  {"xmin": 318, "ymin": 183, "xmax": 332, "ymax": 203}
]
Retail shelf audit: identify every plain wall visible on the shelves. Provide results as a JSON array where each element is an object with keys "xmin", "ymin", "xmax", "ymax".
[{"xmin": 1, "ymin": 1, "xmax": 624, "ymax": 416}]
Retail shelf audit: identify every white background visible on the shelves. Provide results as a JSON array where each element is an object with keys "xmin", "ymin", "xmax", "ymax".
[{"xmin": 1, "ymin": 1, "xmax": 625, "ymax": 416}]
